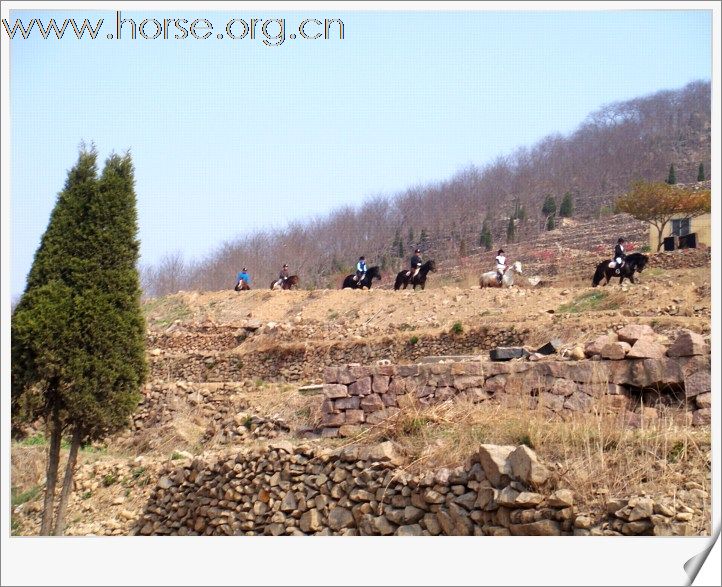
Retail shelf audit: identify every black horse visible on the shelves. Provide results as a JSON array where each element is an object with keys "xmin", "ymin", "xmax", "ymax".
[
  {"xmin": 394, "ymin": 260, "xmax": 437, "ymax": 290},
  {"xmin": 342, "ymin": 266, "xmax": 382, "ymax": 289},
  {"xmin": 592, "ymin": 252, "xmax": 649, "ymax": 286}
]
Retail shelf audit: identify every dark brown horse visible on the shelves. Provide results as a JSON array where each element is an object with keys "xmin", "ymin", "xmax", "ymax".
[
  {"xmin": 394, "ymin": 260, "xmax": 436, "ymax": 290},
  {"xmin": 270, "ymin": 275, "xmax": 300, "ymax": 290}
]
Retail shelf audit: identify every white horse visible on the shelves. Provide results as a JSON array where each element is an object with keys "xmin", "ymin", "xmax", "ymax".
[{"xmin": 479, "ymin": 261, "xmax": 523, "ymax": 288}]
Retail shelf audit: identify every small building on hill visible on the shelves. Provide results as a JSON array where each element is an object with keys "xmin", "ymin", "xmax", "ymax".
[{"xmin": 651, "ymin": 213, "xmax": 711, "ymax": 250}]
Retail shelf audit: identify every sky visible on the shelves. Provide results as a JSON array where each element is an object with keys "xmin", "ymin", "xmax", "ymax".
[{"xmin": 8, "ymin": 8, "xmax": 712, "ymax": 297}]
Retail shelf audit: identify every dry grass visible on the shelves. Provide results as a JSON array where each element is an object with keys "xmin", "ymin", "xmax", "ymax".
[{"xmin": 345, "ymin": 397, "xmax": 710, "ymax": 508}]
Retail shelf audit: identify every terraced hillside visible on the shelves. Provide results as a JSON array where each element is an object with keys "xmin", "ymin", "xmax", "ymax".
[{"xmin": 11, "ymin": 249, "xmax": 711, "ymax": 537}]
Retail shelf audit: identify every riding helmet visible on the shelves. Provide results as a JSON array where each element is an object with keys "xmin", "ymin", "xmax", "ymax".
[
  {"xmin": 618, "ymin": 237, "xmax": 625, "ymax": 243},
  {"xmin": 498, "ymin": 249, "xmax": 504, "ymax": 254},
  {"xmin": 415, "ymin": 248, "xmax": 421, "ymax": 253}
]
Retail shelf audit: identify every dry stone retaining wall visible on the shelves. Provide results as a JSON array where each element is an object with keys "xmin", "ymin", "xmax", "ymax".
[
  {"xmin": 148, "ymin": 326, "xmax": 526, "ymax": 383},
  {"xmin": 135, "ymin": 441, "xmax": 705, "ymax": 536},
  {"xmin": 319, "ymin": 354, "xmax": 710, "ymax": 436},
  {"xmin": 648, "ymin": 248, "xmax": 711, "ymax": 270}
]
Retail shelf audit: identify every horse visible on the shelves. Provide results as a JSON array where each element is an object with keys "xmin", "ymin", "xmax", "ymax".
[
  {"xmin": 479, "ymin": 261, "xmax": 523, "ymax": 288},
  {"xmin": 342, "ymin": 266, "xmax": 382, "ymax": 289},
  {"xmin": 592, "ymin": 252, "xmax": 648, "ymax": 287},
  {"xmin": 270, "ymin": 275, "xmax": 300, "ymax": 290},
  {"xmin": 394, "ymin": 260, "xmax": 437, "ymax": 290},
  {"xmin": 234, "ymin": 279, "xmax": 251, "ymax": 291}
]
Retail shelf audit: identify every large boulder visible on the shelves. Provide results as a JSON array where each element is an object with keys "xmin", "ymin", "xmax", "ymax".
[
  {"xmin": 368, "ymin": 441, "xmax": 404, "ymax": 466},
  {"xmin": 477, "ymin": 444, "xmax": 516, "ymax": 487},
  {"xmin": 508, "ymin": 445, "xmax": 550, "ymax": 488},
  {"xmin": 627, "ymin": 338, "xmax": 667, "ymax": 359},
  {"xmin": 617, "ymin": 324, "xmax": 655, "ymax": 345},
  {"xmin": 601, "ymin": 342, "xmax": 631, "ymax": 360},
  {"xmin": 585, "ymin": 333, "xmax": 618, "ymax": 357},
  {"xmin": 684, "ymin": 370, "xmax": 711, "ymax": 398},
  {"xmin": 667, "ymin": 329, "xmax": 709, "ymax": 357}
]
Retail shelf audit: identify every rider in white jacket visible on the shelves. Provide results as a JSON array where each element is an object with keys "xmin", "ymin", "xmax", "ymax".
[{"xmin": 495, "ymin": 249, "xmax": 507, "ymax": 284}]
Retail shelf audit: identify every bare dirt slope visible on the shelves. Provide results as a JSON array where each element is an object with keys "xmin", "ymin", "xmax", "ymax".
[{"xmin": 143, "ymin": 264, "xmax": 711, "ymax": 346}]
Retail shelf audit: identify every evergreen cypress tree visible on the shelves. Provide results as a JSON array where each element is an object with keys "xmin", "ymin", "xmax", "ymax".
[
  {"xmin": 506, "ymin": 217, "xmax": 516, "ymax": 243},
  {"xmin": 697, "ymin": 163, "xmax": 705, "ymax": 182},
  {"xmin": 392, "ymin": 229, "xmax": 403, "ymax": 258},
  {"xmin": 666, "ymin": 164, "xmax": 677, "ymax": 185},
  {"xmin": 546, "ymin": 214, "xmax": 556, "ymax": 231},
  {"xmin": 407, "ymin": 227, "xmax": 415, "ymax": 246},
  {"xmin": 479, "ymin": 220, "xmax": 493, "ymax": 251},
  {"xmin": 542, "ymin": 195, "xmax": 556, "ymax": 217},
  {"xmin": 12, "ymin": 147, "xmax": 147, "ymax": 535},
  {"xmin": 517, "ymin": 204, "xmax": 527, "ymax": 223},
  {"xmin": 559, "ymin": 192, "xmax": 574, "ymax": 217},
  {"xmin": 419, "ymin": 228, "xmax": 429, "ymax": 246}
]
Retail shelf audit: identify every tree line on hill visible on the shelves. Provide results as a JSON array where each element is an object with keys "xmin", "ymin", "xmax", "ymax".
[{"xmin": 142, "ymin": 80, "xmax": 711, "ymax": 295}]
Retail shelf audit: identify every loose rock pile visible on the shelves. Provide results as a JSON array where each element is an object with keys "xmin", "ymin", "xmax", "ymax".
[
  {"xmin": 201, "ymin": 412, "xmax": 291, "ymax": 445},
  {"xmin": 599, "ymin": 487, "xmax": 710, "ymax": 536},
  {"xmin": 134, "ymin": 441, "xmax": 707, "ymax": 536},
  {"xmin": 131, "ymin": 381, "xmax": 249, "ymax": 432}
]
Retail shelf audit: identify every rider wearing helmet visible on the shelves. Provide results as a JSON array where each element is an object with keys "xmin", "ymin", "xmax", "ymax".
[
  {"xmin": 613, "ymin": 238, "xmax": 626, "ymax": 274},
  {"xmin": 354, "ymin": 256, "xmax": 367, "ymax": 283},
  {"xmin": 495, "ymin": 249, "xmax": 507, "ymax": 284},
  {"xmin": 408, "ymin": 248, "xmax": 423, "ymax": 278}
]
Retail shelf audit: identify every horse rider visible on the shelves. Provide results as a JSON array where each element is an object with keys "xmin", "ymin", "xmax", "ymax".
[
  {"xmin": 495, "ymin": 249, "xmax": 507, "ymax": 284},
  {"xmin": 613, "ymin": 237, "xmax": 626, "ymax": 274},
  {"xmin": 275, "ymin": 264, "xmax": 290, "ymax": 289},
  {"xmin": 236, "ymin": 267, "xmax": 251, "ymax": 288},
  {"xmin": 407, "ymin": 248, "xmax": 423, "ymax": 278},
  {"xmin": 354, "ymin": 256, "xmax": 367, "ymax": 283}
]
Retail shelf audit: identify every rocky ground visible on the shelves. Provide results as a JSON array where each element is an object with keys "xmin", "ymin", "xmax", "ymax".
[{"xmin": 11, "ymin": 247, "xmax": 712, "ymax": 536}]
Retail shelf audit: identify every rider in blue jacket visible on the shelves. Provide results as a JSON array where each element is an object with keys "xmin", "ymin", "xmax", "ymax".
[{"xmin": 236, "ymin": 267, "xmax": 251, "ymax": 289}]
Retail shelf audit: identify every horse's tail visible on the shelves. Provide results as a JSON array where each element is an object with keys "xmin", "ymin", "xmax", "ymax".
[
  {"xmin": 394, "ymin": 272, "xmax": 403, "ymax": 290},
  {"xmin": 592, "ymin": 263, "xmax": 606, "ymax": 287}
]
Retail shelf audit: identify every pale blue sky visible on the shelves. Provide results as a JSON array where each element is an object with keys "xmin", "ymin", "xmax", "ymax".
[{"xmin": 10, "ymin": 9, "xmax": 712, "ymax": 297}]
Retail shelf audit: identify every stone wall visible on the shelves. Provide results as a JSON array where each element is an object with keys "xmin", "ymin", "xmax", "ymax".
[
  {"xmin": 318, "ymin": 327, "xmax": 710, "ymax": 437},
  {"xmin": 135, "ymin": 441, "xmax": 705, "ymax": 536},
  {"xmin": 148, "ymin": 326, "xmax": 526, "ymax": 383},
  {"xmin": 648, "ymin": 247, "xmax": 711, "ymax": 270}
]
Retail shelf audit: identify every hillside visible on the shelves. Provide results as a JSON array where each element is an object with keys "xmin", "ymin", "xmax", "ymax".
[
  {"xmin": 11, "ymin": 247, "xmax": 712, "ymax": 537},
  {"xmin": 142, "ymin": 81, "xmax": 711, "ymax": 296}
]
